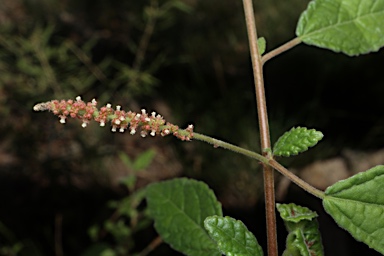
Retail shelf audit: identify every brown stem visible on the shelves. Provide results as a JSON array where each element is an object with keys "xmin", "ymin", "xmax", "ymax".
[
  {"xmin": 137, "ymin": 236, "xmax": 163, "ymax": 256},
  {"xmin": 262, "ymin": 37, "xmax": 302, "ymax": 64},
  {"xmin": 54, "ymin": 213, "xmax": 63, "ymax": 256},
  {"xmin": 242, "ymin": 0, "xmax": 277, "ymax": 255}
]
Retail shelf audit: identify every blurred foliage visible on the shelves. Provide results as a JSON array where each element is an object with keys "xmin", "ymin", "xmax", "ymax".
[{"xmin": 83, "ymin": 150, "xmax": 154, "ymax": 256}]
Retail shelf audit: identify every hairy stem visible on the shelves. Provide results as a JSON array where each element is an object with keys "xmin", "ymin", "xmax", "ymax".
[
  {"xmin": 193, "ymin": 133, "xmax": 268, "ymax": 164},
  {"xmin": 268, "ymin": 160, "xmax": 325, "ymax": 199},
  {"xmin": 262, "ymin": 37, "xmax": 302, "ymax": 64},
  {"xmin": 193, "ymin": 132, "xmax": 325, "ymax": 198},
  {"xmin": 242, "ymin": 0, "xmax": 277, "ymax": 255}
]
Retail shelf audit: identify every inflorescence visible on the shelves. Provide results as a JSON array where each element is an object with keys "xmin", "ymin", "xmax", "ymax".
[{"xmin": 33, "ymin": 96, "xmax": 194, "ymax": 141}]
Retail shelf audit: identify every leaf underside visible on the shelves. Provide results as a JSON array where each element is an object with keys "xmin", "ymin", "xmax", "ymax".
[
  {"xmin": 323, "ymin": 165, "xmax": 384, "ymax": 254},
  {"xmin": 296, "ymin": 0, "xmax": 384, "ymax": 56}
]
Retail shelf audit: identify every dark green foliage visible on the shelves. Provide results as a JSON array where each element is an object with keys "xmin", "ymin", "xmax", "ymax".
[{"xmin": 277, "ymin": 203, "xmax": 323, "ymax": 256}]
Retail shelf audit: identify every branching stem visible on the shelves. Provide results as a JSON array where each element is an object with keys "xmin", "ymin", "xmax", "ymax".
[
  {"xmin": 193, "ymin": 132, "xmax": 325, "ymax": 199},
  {"xmin": 262, "ymin": 37, "xmax": 302, "ymax": 64},
  {"xmin": 242, "ymin": 0, "xmax": 277, "ymax": 255}
]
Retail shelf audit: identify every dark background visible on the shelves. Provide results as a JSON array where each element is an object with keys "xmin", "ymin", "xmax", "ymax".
[{"xmin": 0, "ymin": 0, "xmax": 383, "ymax": 255}]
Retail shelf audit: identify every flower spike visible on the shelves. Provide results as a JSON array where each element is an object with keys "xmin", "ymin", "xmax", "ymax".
[{"xmin": 33, "ymin": 97, "xmax": 194, "ymax": 141}]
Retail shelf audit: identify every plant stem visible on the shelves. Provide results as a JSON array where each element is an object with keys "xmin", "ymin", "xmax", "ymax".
[
  {"xmin": 193, "ymin": 132, "xmax": 326, "ymax": 199},
  {"xmin": 268, "ymin": 159, "xmax": 325, "ymax": 199},
  {"xmin": 193, "ymin": 132, "xmax": 268, "ymax": 164},
  {"xmin": 242, "ymin": 0, "xmax": 277, "ymax": 254},
  {"xmin": 261, "ymin": 37, "xmax": 302, "ymax": 64}
]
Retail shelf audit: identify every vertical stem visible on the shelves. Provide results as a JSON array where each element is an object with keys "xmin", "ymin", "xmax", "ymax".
[{"xmin": 242, "ymin": 1, "xmax": 278, "ymax": 256}]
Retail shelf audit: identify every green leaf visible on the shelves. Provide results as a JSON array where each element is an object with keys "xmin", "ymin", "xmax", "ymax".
[
  {"xmin": 276, "ymin": 203, "xmax": 318, "ymax": 227},
  {"xmin": 296, "ymin": 0, "xmax": 384, "ymax": 56},
  {"xmin": 277, "ymin": 203, "xmax": 324, "ymax": 256},
  {"xmin": 273, "ymin": 127, "xmax": 323, "ymax": 157},
  {"xmin": 323, "ymin": 165, "xmax": 384, "ymax": 254},
  {"xmin": 146, "ymin": 178, "xmax": 222, "ymax": 256},
  {"xmin": 258, "ymin": 37, "xmax": 266, "ymax": 55},
  {"xmin": 118, "ymin": 152, "xmax": 133, "ymax": 169},
  {"xmin": 132, "ymin": 149, "xmax": 156, "ymax": 171},
  {"xmin": 204, "ymin": 216, "xmax": 263, "ymax": 256}
]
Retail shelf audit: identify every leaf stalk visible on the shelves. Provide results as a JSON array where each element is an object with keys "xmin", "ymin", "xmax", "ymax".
[{"xmin": 262, "ymin": 37, "xmax": 302, "ymax": 64}]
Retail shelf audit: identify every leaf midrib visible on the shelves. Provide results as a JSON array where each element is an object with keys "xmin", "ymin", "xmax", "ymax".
[{"xmin": 299, "ymin": 7, "xmax": 384, "ymax": 40}]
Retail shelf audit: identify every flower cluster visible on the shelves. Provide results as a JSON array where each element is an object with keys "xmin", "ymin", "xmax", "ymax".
[{"xmin": 33, "ymin": 96, "xmax": 194, "ymax": 141}]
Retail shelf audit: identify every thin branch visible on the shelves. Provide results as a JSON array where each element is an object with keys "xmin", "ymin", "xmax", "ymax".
[
  {"xmin": 133, "ymin": 0, "xmax": 158, "ymax": 71},
  {"xmin": 193, "ymin": 132, "xmax": 325, "ymax": 199},
  {"xmin": 193, "ymin": 132, "xmax": 268, "ymax": 164},
  {"xmin": 268, "ymin": 160, "xmax": 325, "ymax": 199},
  {"xmin": 66, "ymin": 41, "xmax": 107, "ymax": 82},
  {"xmin": 137, "ymin": 236, "xmax": 163, "ymax": 256},
  {"xmin": 262, "ymin": 37, "xmax": 302, "ymax": 64}
]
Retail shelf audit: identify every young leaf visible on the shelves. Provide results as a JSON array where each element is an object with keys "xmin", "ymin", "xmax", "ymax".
[
  {"xmin": 323, "ymin": 165, "xmax": 384, "ymax": 254},
  {"xmin": 273, "ymin": 127, "xmax": 323, "ymax": 157},
  {"xmin": 296, "ymin": 0, "xmax": 384, "ymax": 56},
  {"xmin": 146, "ymin": 178, "xmax": 222, "ymax": 256},
  {"xmin": 276, "ymin": 203, "xmax": 318, "ymax": 226},
  {"xmin": 277, "ymin": 203, "xmax": 324, "ymax": 256},
  {"xmin": 204, "ymin": 216, "xmax": 263, "ymax": 256},
  {"xmin": 258, "ymin": 37, "xmax": 266, "ymax": 55}
]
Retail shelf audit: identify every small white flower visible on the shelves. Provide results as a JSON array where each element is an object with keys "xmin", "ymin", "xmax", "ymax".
[
  {"xmin": 100, "ymin": 121, "xmax": 105, "ymax": 127},
  {"xmin": 119, "ymin": 128, "xmax": 125, "ymax": 133},
  {"xmin": 114, "ymin": 119, "xmax": 121, "ymax": 125},
  {"xmin": 130, "ymin": 128, "xmax": 136, "ymax": 135},
  {"xmin": 116, "ymin": 105, "xmax": 121, "ymax": 111},
  {"xmin": 150, "ymin": 130, "xmax": 156, "ymax": 136},
  {"xmin": 76, "ymin": 96, "xmax": 82, "ymax": 101},
  {"xmin": 60, "ymin": 117, "xmax": 66, "ymax": 124},
  {"xmin": 106, "ymin": 103, "xmax": 112, "ymax": 108},
  {"xmin": 111, "ymin": 126, "xmax": 117, "ymax": 132}
]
